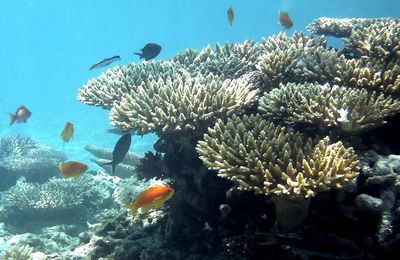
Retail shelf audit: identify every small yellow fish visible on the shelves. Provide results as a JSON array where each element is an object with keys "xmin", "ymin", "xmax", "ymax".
[
  {"xmin": 59, "ymin": 161, "xmax": 88, "ymax": 179},
  {"xmin": 227, "ymin": 7, "xmax": 234, "ymax": 28},
  {"xmin": 125, "ymin": 186, "xmax": 175, "ymax": 216},
  {"xmin": 61, "ymin": 122, "xmax": 74, "ymax": 145}
]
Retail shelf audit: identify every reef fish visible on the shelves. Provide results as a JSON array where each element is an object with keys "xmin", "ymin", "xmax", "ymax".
[
  {"xmin": 125, "ymin": 186, "xmax": 175, "ymax": 216},
  {"xmin": 278, "ymin": 11, "xmax": 293, "ymax": 29},
  {"xmin": 134, "ymin": 43, "xmax": 161, "ymax": 61},
  {"xmin": 61, "ymin": 122, "xmax": 74, "ymax": 145},
  {"xmin": 8, "ymin": 105, "xmax": 31, "ymax": 126},
  {"xmin": 103, "ymin": 133, "xmax": 131, "ymax": 174},
  {"xmin": 227, "ymin": 7, "xmax": 234, "ymax": 28},
  {"xmin": 59, "ymin": 161, "xmax": 88, "ymax": 179},
  {"xmin": 89, "ymin": 55, "xmax": 121, "ymax": 70}
]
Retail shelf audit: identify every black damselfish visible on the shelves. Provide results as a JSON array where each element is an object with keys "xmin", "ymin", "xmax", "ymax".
[{"xmin": 134, "ymin": 43, "xmax": 161, "ymax": 61}]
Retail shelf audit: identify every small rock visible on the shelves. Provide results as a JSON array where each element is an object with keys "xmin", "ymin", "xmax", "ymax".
[
  {"xmin": 365, "ymin": 174, "xmax": 396, "ymax": 189},
  {"xmin": 388, "ymin": 155, "xmax": 400, "ymax": 173},
  {"xmin": 373, "ymin": 160, "xmax": 393, "ymax": 175},
  {"xmin": 355, "ymin": 194, "xmax": 384, "ymax": 213}
]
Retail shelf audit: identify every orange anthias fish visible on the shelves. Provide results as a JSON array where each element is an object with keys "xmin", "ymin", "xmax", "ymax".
[
  {"xmin": 8, "ymin": 105, "xmax": 32, "ymax": 126},
  {"xmin": 59, "ymin": 161, "xmax": 88, "ymax": 179},
  {"xmin": 61, "ymin": 122, "xmax": 74, "ymax": 145},
  {"xmin": 278, "ymin": 11, "xmax": 293, "ymax": 29},
  {"xmin": 125, "ymin": 186, "xmax": 175, "ymax": 216},
  {"xmin": 227, "ymin": 7, "xmax": 234, "ymax": 28}
]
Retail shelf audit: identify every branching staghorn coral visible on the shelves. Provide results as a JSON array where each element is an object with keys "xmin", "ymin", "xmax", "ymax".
[
  {"xmin": 77, "ymin": 61, "xmax": 182, "ymax": 109},
  {"xmin": 257, "ymin": 33, "xmax": 341, "ymax": 91},
  {"xmin": 1, "ymin": 175, "xmax": 103, "ymax": 211},
  {"xmin": 343, "ymin": 19, "xmax": 400, "ymax": 62},
  {"xmin": 258, "ymin": 82, "xmax": 400, "ymax": 132},
  {"xmin": 197, "ymin": 114, "xmax": 359, "ymax": 230},
  {"xmin": 305, "ymin": 17, "xmax": 392, "ymax": 38},
  {"xmin": 1, "ymin": 244, "xmax": 33, "ymax": 260},
  {"xmin": 334, "ymin": 58, "xmax": 400, "ymax": 95},
  {"xmin": 78, "ymin": 41, "xmax": 261, "ymax": 110},
  {"xmin": 196, "ymin": 114, "xmax": 359, "ymax": 199},
  {"xmin": 0, "ymin": 135, "xmax": 38, "ymax": 158},
  {"xmin": 182, "ymin": 41, "xmax": 261, "ymax": 79},
  {"xmin": 110, "ymin": 73, "xmax": 259, "ymax": 135}
]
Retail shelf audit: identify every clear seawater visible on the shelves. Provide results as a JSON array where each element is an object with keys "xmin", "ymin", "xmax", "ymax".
[{"xmin": 0, "ymin": 0, "xmax": 398, "ymax": 166}]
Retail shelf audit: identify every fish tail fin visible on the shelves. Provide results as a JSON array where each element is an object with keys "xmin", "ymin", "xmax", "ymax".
[
  {"xmin": 101, "ymin": 161, "xmax": 114, "ymax": 174},
  {"xmin": 255, "ymin": 232, "xmax": 278, "ymax": 246},
  {"xmin": 124, "ymin": 203, "xmax": 138, "ymax": 216},
  {"xmin": 58, "ymin": 163, "xmax": 66, "ymax": 178},
  {"xmin": 8, "ymin": 112, "xmax": 16, "ymax": 126},
  {"xmin": 134, "ymin": 52, "xmax": 143, "ymax": 59}
]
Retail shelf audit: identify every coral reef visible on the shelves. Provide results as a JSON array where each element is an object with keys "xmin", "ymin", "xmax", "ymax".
[
  {"xmin": 0, "ymin": 136, "xmax": 38, "ymax": 158},
  {"xmin": 0, "ymin": 136, "xmax": 66, "ymax": 191},
  {"xmin": 71, "ymin": 17, "xmax": 400, "ymax": 259},
  {"xmin": 1, "ymin": 173, "xmax": 114, "ymax": 218},
  {"xmin": 0, "ymin": 244, "xmax": 33, "ymax": 260},
  {"xmin": 257, "ymin": 32, "xmax": 341, "ymax": 91},
  {"xmin": 84, "ymin": 144, "xmax": 140, "ymax": 178},
  {"xmin": 77, "ymin": 41, "xmax": 261, "ymax": 110},
  {"xmin": 197, "ymin": 114, "xmax": 359, "ymax": 199},
  {"xmin": 258, "ymin": 82, "xmax": 400, "ymax": 132},
  {"xmin": 110, "ymin": 73, "xmax": 258, "ymax": 135},
  {"xmin": 343, "ymin": 19, "xmax": 400, "ymax": 62}
]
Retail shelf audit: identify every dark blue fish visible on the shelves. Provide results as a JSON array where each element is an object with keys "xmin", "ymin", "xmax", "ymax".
[
  {"xmin": 103, "ymin": 133, "xmax": 131, "ymax": 174},
  {"xmin": 89, "ymin": 56, "xmax": 121, "ymax": 70},
  {"xmin": 134, "ymin": 43, "xmax": 161, "ymax": 61}
]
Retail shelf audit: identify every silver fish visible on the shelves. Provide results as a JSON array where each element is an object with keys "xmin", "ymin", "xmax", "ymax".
[
  {"xmin": 89, "ymin": 56, "xmax": 121, "ymax": 70},
  {"xmin": 103, "ymin": 133, "xmax": 131, "ymax": 174}
]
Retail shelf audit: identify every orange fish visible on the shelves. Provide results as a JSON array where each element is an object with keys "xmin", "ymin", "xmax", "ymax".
[
  {"xmin": 227, "ymin": 7, "xmax": 234, "ymax": 28},
  {"xmin": 8, "ymin": 105, "xmax": 31, "ymax": 126},
  {"xmin": 278, "ymin": 11, "xmax": 293, "ymax": 29},
  {"xmin": 61, "ymin": 122, "xmax": 74, "ymax": 145},
  {"xmin": 125, "ymin": 186, "xmax": 175, "ymax": 216},
  {"xmin": 59, "ymin": 161, "xmax": 88, "ymax": 179}
]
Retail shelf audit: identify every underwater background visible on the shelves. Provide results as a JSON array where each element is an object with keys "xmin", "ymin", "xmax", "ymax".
[{"xmin": 1, "ymin": 0, "xmax": 400, "ymax": 259}]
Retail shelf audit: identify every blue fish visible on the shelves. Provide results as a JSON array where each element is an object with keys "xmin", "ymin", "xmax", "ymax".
[{"xmin": 89, "ymin": 55, "xmax": 121, "ymax": 70}]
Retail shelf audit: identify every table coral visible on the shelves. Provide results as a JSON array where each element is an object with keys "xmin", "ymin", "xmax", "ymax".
[
  {"xmin": 197, "ymin": 114, "xmax": 359, "ymax": 199},
  {"xmin": 109, "ymin": 73, "xmax": 258, "ymax": 135},
  {"xmin": 343, "ymin": 19, "xmax": 400, "ymax": 62},
  {"xmin": 258, "ymin": 82, "xmax": 400, "ymax": 132},
  {"xmin": 257, "ymin": 33, "xmax": 341, "ymax": 91}
]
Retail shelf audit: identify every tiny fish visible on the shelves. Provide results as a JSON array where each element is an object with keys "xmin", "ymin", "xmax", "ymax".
[
  {"xmin": 8, "ymin": 105, "xmax": 31, "ymax": 126},
  {"xmin": 59, "ymin": 161, "xmax": 88, "ymax": 179},
  {"xmin": 125, "ymin": 186, "xmax": 175, "ymax": 216},
  {"xmin": 134, "ymin": 43, "xmax": 161, "ymax": 61},
  {"xmin": 103, "ymin": 133, "xmax": 131, "ymax": 174},
  {"xmin": 61, "ymin": 122, "xmax": 74, "ymax": 145},
  {"xmin": 278, "ymin": 11, "xmax": 293, "ymax": 29},
  {"xmin": 89, "ymin": 55, "xmax": 121, "ymax": 70},
  {"xmin": 227, "ymin": 7, "xmax": 234, "ymax": 28}
]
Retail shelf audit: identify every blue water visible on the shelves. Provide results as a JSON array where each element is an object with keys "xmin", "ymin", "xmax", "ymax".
[{"xmin": 0, "ymin": 0, "xmax": 399, "ymax": 167}]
